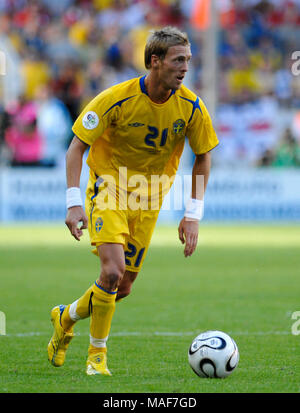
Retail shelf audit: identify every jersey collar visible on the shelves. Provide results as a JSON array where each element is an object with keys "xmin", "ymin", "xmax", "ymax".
[{"xmin": 139, "ymin": 75, "xmax": 176, "ymax": 100}]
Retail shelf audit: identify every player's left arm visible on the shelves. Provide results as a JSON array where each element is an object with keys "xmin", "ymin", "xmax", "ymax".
[{"xmin": 178, "ymin": 151, "xmax": 211, "ymax": 257}]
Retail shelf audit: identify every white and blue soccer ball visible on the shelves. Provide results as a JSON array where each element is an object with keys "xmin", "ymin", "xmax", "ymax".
[{"xmin": 188, "ymin": 330, "xmax": 239, "ymax": 378}]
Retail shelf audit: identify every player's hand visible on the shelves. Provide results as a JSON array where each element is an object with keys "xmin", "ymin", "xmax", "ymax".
[
  {"xmin": 178, "ymin": 217, "xmax": 199, "ymax": 257},
  {"xmin": 65, "ymin": 206, "xmax": 88, "ymax": 241}
]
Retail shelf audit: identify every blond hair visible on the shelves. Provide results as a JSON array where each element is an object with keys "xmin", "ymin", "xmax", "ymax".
[{"xmin": 144, "ymin": 26, "xmax": 190, "ymax": 69}]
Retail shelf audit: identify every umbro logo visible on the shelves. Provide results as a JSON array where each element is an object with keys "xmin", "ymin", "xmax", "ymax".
[{"xmin": 128, "ymin": 122, "xmax": 145, "ymax": 127}]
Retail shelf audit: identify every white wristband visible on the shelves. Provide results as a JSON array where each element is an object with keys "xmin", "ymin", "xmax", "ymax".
[
  {"xmin": 184, "ymin": 198, "xmax": 204, "ymax": 221},
  {"xmin": 66, "ymin": 187, "xmax": 83, "ymax": 209}
]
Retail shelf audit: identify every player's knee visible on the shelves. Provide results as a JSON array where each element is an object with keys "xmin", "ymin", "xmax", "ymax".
[{"xmin": 100, "ymin": 265, "xmax": 125, "ymax": 291}]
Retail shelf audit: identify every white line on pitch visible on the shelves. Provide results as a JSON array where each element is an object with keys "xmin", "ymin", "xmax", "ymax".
[{"xmin": 3, "ymin": 330, "xmax": 291, "ymax": 338}]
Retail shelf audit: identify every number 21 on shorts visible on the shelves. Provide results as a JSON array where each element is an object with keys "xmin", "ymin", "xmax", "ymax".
[{"xmin": 124, "ymin": 243, "xmax": 145, "ymax": 268}]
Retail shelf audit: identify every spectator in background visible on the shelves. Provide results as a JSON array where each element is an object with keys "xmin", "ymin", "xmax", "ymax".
[
  {"xmin": 51, "ymin": 62, "xmax": 84, "ymax": 122},
  {"xmin": 4, "ymin": 98, "xmax": 44, "ymax": 167},
  {"xmin": 274, "ymin": 55, "xmax": 294, "ymax": 107},
  {"xmin": 226, "ymin": 53, "xmax": 261, "ymax": 101},
  {"xmin": 40, "ymin": 0, "xmax": 74, "ymax": 16},
  {"xmin": 102, "ymin": 36, "xmax": 139, "ymax": 87},
  {"xmin": 21, "ymin": 48, "xmax": 51, "ymax": 100},
  {"xmin": 0, "ymin": 105, "xmax": 11, "ymax": 165},
  {"xmin": 257, "ymin": 148, "xmax": 275, "ymax": 167},
  {"xmin": 272, "ymin": 127, "xmax": 300, "ymax": 167},
  {"xmin": 82, "ymin": 58, "xmax": 105, "ymax": 102},
  {"xmin": 128, "ymin": 5, "xmax": 163, "ymax": 73},
  {"xmin": 36, "ymin": 84, "xmax": 73, "ymax": 167},
  {"xmin": 0, "ymin": 13, "xmax": 24, "ymax": 107}
]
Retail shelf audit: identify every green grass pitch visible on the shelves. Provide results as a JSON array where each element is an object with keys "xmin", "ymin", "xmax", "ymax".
[{"xmin": 0, "ymin": 224, "xmax": 299, "ymax": 393}]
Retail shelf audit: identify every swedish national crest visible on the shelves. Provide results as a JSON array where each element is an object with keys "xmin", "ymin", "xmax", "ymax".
[
  {"xmin": 173, "ymin": 119, "xmax": 185, "ymax": 134},
  {"xmin": 95, "ymin": 217, "xmax": 103, "ymax": 232}
]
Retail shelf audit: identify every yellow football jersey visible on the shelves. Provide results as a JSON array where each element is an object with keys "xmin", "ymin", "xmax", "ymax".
[{"xmin": 72, "ymin": 75, "xmax": 218, "ymax": 191}]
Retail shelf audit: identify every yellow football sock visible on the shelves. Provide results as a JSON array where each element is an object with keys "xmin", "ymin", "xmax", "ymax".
[
  {"xmin": 60, "ymin": 282, "xmax": 117, "ymax": 345},
  {"xmin": 89, "ymin": 281, "xmax": 117, "ymax": 348},
  {"xmin": 61, "ymin": 285, "xmax": 94, "ymax": 331},
  {"xmin": 60, "ymin": 304, "xmax": 74, "ymax": 332},
  {"xmin": 88, "ymin": 344, "xmax": 107, "ymax": 356},
  {"xmin": 75, "ymin": 285, "xmax": 94, "ymax": 319}
]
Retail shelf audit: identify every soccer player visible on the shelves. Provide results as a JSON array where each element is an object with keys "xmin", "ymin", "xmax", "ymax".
[{"xmin": 47, "ymin": 26, "xmax": 218, "ymax": 375}]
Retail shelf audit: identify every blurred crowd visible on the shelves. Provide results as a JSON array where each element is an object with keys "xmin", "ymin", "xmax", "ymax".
[
  {"xmin": 215, "ymin": 0, "xmax": 300, "ymax": 167},
  {"xmin": 0, "ymin": 0, "xmax": 300, "ymax": 168}
]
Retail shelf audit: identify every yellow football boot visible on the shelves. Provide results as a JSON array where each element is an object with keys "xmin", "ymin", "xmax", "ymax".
[
  {"xmin": 47, "ymin": 305, "xmax": 74, "ymax": 367},
  {"xmin": 86, "ymin": 349, "xmax": 111, "ymax": 376}
]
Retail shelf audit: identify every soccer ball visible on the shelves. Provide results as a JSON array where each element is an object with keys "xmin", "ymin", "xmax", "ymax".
[{"xmin": 188, "ymin": 330, "xmax": 239, "ymax": 378}]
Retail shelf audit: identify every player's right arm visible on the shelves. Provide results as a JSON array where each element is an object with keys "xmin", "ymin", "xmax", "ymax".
[
  {"xmin": 66, "ymin": 88, "xmax": 119, "ymax": 240},
  {"xmin": 65, "ymin": 136, "xmax": 89, "ymax": 241}
]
